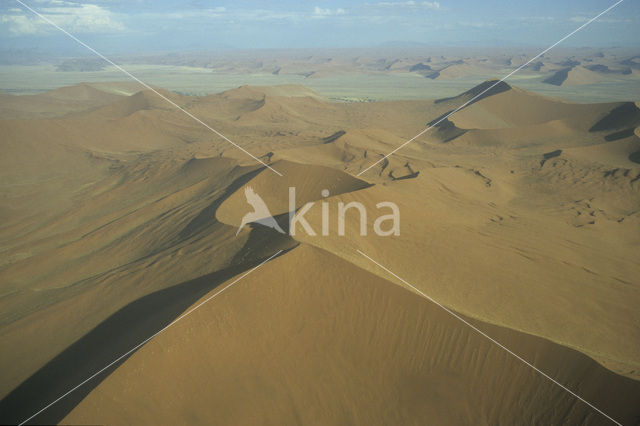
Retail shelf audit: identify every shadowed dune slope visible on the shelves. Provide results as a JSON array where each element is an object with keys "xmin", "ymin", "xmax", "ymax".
[
  {"xmin": 62, "ymin": 245, "xmax": 640, "ymax": 426},
  {"xmin": 438, "ymin": 82, "xmax": 622, "ymax": 130},
  {"xmin": 543, "ymin": 66, "xmax": 603, "ymax": 86},
  {"xmin": 0, "ymin": 249, "xmax": 295, "ymax": 425}
]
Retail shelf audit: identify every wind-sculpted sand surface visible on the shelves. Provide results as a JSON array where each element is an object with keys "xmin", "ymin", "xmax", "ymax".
[{"xmin": 1, "ymin": 80, "xmax": 639, "ymax": 424}]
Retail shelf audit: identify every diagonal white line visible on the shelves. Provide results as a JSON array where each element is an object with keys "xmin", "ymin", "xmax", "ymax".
[
  {"xmin": 18, "ymin": 250, "xmax": 284, "ymax": 426},
  {"xmin": 357, "ymin": 0, "xmax": 624, "ymax": 176},
  {"xmin": 14, "ymin": 0, "xmax": 283, "ymax": 177},
  {"xmin": 356, "ymin": 249, "xmax": 622, "ymax": 426}
]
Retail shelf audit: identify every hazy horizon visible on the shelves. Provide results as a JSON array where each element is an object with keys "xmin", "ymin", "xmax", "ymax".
[{"xmin": 1, "ymin": 0, "xmax": 639, "ymax": 58}]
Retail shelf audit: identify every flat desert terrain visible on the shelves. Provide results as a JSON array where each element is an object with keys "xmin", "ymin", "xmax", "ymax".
[{"xmin": 0, "ymin": 68, "xmax": 639, "ymax": 424}]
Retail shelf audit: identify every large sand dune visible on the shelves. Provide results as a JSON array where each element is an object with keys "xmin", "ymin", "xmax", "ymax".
[
  {"xmin": 0, "ymin": 84, "xmax": 124, "ymax": 119},
  {"xmin": 61, "ymin": 245, "xmax": 640, "ymax": 426},
  {"xmin": 1, "ymin": 81, "xmax": 639, "ymax": 424}
]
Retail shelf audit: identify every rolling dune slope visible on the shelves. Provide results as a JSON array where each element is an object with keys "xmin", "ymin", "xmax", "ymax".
[
  {"xmin": 0, "ymin": 84, "xmax": 125, "ymax": 119},
  {"xmin": 62, "ymin": 246, "xmax": 640, "ymax": 426},
  {"xmin": 1, "ymin": 81, "xmax": 639, "ymax": 425}
]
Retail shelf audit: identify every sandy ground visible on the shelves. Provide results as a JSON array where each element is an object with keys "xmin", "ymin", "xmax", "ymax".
[{"xmin": 0, "ymin": 79, "xmax": 639, "ymax": 424}]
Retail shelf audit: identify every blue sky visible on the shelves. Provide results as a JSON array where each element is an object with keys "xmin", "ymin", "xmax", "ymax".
[{"xmin": 1, "ymin": 0, "xmax": 638, "ymax": 54}]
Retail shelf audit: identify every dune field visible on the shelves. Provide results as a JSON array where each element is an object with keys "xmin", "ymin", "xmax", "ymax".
[{"xmin": 0, "ymin": 78, "xmax": 639, "ymax": 425}]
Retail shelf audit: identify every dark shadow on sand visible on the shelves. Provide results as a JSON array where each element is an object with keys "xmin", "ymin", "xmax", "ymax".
[{"xmin": 0, "ymin": 228, "xmax": 293, "ymax": 425}]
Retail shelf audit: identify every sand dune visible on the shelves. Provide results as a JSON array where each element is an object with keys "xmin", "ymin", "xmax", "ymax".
[
  {"xmin": 216, "ymin": 159, "xmax": 370, "ymax": 229},
  {"xmin": 1, "ymin": 81, "xmax": 639, "ymax": 425},
  {"xmin": 60, "ymin": 245, "xmax": 640, "ymax": 426},
  {"xmin": 89, "ymin": 88, "xmax": 185, "ymax": 118},
  {"xmin": 543, "ymin": 66, "xmax": 603, "ymax": 86},
  {"xmin": 543, "ymin": 62, "xmax": 638, "ymax": 87},
  {"xmin": 435, "ymin": 81, "xmax": 622, "ymax": 131},
  {"xmin": 0, "ymin": 83, "xmax": 124, "ymax": 119},
  {"xmin": 278, "ymin": 128, "xmax": 413, "ymax": 178},
  {"xmin": 427, "ymin": 61, "xmax": 490, "ymax": 80},
  {"xmin": 589, "ymin": 102, "xmax": 640, "ymax": 133}
]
